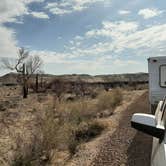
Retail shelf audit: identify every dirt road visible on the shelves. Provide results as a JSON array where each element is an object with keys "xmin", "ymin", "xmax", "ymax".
[{"xmin": 92, "ymin": 91, "xmax": 152, "ymax": 166}]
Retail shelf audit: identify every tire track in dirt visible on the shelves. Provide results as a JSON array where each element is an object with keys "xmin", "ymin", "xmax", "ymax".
[{"xmin": 92, "ymin": 91, "xmax": 152, "ymax": 166}]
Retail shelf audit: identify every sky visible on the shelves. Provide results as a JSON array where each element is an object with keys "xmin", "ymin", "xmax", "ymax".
[{"xmin": 0, "ymin": 0, "xmax": 166, "ymax": 75}]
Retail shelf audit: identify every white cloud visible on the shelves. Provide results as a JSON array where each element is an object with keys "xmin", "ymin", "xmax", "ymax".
[
  {"xmin": 105, "ymin": 23, "xmax": 166, "ymax": 56},
  {"xmin": 0, "ymin": 0, "xmax": 27, "ymax": 23},
  {"xmin": 138, "ymin": 8, "xmax": 163, "ymax": 19},
  {"xmin": 86, "ymin": 21, "xmax": 138, "ymax": 38},
  {"xmin": 46, "ymin": 6, "xmax": 71, "ymax": 15},
  {"xmin": 0, "ymin": 0, "xmax": 45, "ymax": 23},
  {"xmin": 113, "ymin": 59, "xmax": 139, "ymax": 66},
  {"xmin": 118, "ymin": 10, "xmax": 131, "ymax": 15},
  {"xmin": 0, "ymin": 26, "xmax": 18, "ymax": 58},
  {"xmin": 24, "ymin": 0, "xmax": 44, "ymax": 2},
  {"xmin": 0, "ymin": 0, "xmax": 46, "ymax": 59},
  {"xmin": 30, "ymin": 50, "xmax": 73, "ymax": 64},
  {"xmin": 31, "ymin": 11, "xmax": 49, "ymax": 19},
  {"xmin": 69, "ymin": 21, "xmax": 166, "ymax": 58},
  {"xmin": 41, "ymin": 54, "xmax": 142, "ymax": 75},
  {"xmin": 45, "ymin": 0, "xmax": 110, "ymax": 15}
]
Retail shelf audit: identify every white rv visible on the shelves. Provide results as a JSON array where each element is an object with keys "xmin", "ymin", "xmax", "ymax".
[
  {"xmin": 131, "ymin": 56, "xmax": 166, "ymax": 166},
  {"xmin": 148, "ymin": 56, "xmax": 166, "ymax": 114}
]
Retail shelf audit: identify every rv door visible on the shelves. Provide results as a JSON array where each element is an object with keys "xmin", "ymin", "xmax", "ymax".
[{"xmin": 160, "ymin": 65, "xmax": 166, "ymax": 88}]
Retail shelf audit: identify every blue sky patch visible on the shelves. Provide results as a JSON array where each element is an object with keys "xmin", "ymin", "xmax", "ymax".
[{"xmin": 0, "ymin": 0, "xmax": 166, "ymax": 75}]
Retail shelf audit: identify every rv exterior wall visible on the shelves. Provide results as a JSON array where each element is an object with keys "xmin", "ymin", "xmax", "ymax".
[{"xmin": 148, "ymin": 56, "xmax": 166, "ymax": 113}]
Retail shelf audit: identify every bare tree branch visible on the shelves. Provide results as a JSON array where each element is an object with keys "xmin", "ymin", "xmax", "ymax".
[
  {"xmin": 15, "ymin": 48, "xmax": 29, "ymax": 73},
  {"xmin": 26, "ymin": 55, "xmax": 43, "ymax": 78},
  {"xmin": 0, "ymin": 48, "xmax": 43, "ymax": 98},
  {"xmin": 0, "ymin": 58, "xmax": 15, "ymax": 70}
]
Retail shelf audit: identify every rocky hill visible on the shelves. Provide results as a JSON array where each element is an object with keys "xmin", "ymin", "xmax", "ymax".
[{"xmin": 0, "ymin": 72, "xmax": 148, "ymax": 86}]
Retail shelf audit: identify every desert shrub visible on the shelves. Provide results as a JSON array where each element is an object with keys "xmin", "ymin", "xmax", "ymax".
[
  {"xmin": 28, "ymin": 81, "xmax": 36, "ymax": 92},
  {"xmin": 41, "ymin": 106, "xmax": 76, "ymax": 153},
  {"xmin": 57, "ymin": 123, "xmax": 78, "ymax": 155},
  {"xmin": 97, "ymin": 88, "xmax": 122, "ymax": 113},
  {"xmin": 29, "ymin": 81, "xmax": 47, "ymax": 93},
  {"xmin": 123, "ymin": 83, "xmax": 148, "ymax": 91},
  {"xmin": 41, "ymin": 111, "xmax": 77, "ymax": 155},
  {"xmin": 41, "ymin": 99, "xmax": 105, "ymax": 156},
  {"xmin": 40, "ymin": 89, "xmax": 122, "ymax": 158},
  {"xmin": 12, "ymin": 135, "xmax": 43, "ymax": 166},
  {"xmin": 74, "ymin": 121, "xmax": 104, "ymax": 142},
  {"xmin": 110, "ymin": 88, "xmax": 123, "ymax": 107},
  {"xmin": 56, "ymin": 99, "xmax": 97, "ymax": 124},
  {"xmin": 0, "ymin": 103, "xmax": 6, "ymax": 111},
  {"xmin": 13, "ymin": 88, "xmax": 123, "ymax": 163},
  {"xmin": 12, "ymin": 152, "xmax": 44, "ymax": 166},
  {"xmin": 68, "ymin": 121, "xmax": 104, "ymax": 154},
  {"xmin": 68, "ymin": 137, "xmax": 79, "ymax": 155},
  {"xmin": 12, "ymin": 156, "xmax": 32, "ymax": 166},
  {"xmin": 47, "ymin": 79, "xmax": 69, "ymax": 99},
  {"xmin": 65, "ymin": 121, "xmax": 104, "ymax": 155},
  {"xmin": 135, "ymin": 84, "xmax": 148, "ymax": 90},
  {"xmin": 41, "ymin": 109, "xmax": 60, "ymax": 152}
]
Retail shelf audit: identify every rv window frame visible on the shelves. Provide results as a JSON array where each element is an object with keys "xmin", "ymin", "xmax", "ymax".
[{"xmin": 159, "ymin": 65, "xmax": 166, "ymax": 88}]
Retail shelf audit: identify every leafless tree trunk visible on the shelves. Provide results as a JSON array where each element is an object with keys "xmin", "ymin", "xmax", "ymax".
[
  {"xmin": 35, "ymin": 73, "xmax": 39, "ymax": 93},
  {"xmin": 0, "ymin": 47, "xmax": 43, "ymax": 98}
]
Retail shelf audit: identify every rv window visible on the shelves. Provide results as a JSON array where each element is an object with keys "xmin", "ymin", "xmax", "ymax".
[{"xmin": 160, "ymin": 65, "xmax": 166, "ymax": 87}]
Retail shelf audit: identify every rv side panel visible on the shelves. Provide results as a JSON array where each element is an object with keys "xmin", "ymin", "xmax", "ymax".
[{"xmin": 148, "ymin": 57, "xmax": 166, "ymax": 113}]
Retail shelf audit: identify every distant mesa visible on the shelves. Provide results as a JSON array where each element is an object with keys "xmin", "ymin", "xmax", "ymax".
[{"xmin": 0, "ymin": 72, "xmax": 148, "ymax": 87}]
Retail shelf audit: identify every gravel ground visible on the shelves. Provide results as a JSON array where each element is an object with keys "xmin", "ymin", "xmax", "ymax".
[{"xmin": 92, "ymin": 91, "xmax": 152, "ymax": 166}]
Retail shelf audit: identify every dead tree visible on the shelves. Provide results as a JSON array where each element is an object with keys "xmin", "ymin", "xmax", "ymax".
[
  {"xmin": 35, "ymin": 73, "xmax": 39, "ymax": 93},
  {"xmin": 49, "ymin": 79, "xmax": 67, "ymax": 101},
  {"xmin": 1, "ymin": 48, "xmax": 43, "ymax": 98},
  {"xmin": 26, "ymin": 55, "xmax": 43, "ymax": 94},
  {"xmin": 38, "ymin": 70, "xmax": 45, "ymax": 92},
  {"xmin": 35, "ymin": 70, "xmax": 45, "ymax": 93}
]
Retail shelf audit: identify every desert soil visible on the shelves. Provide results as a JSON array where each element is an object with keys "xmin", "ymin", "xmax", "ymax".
[
  {"xmin": 0, "ymin": 87, "xmax": 152, "ymax": 166},
  {"xmin": 92, "ymin": 91, "xmax": 152, "ymax": 166},
  {"xmin": 68, "ymin": 91, "xmax": 152, "ymax": 166}
]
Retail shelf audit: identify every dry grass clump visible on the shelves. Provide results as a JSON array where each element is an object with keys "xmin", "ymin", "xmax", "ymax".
[
  {"xmin": 42, "ymin": 118, "xmax": 104, "ymax": 156},
  {"xmin": 41, "ymin": 109, "xmax": 60, "ymax": 152},
  {"xmin": 41, "ymin": 88, "xmax": 123, "ymax": 157},
  {"xmin": 68, "ymin": 121, "xmax": 104, "ymax": 155},
  {"xmin": 57, "ymin": 99, "xmax": 97, "ymax": 124},
  {"xmin": 123, "ymin": 83, "xmax": 148, "ymax": 91},
  {"xmin": 97, "ymin": 88, "xmax": 122, "ymax": 114},
  {"xmin": 12, "ymin": 88, "xmax": 123, "ymax": 164},
  {"xmin": 41, "ymin": 99, "xmax": 105, "ymax": 158},
  {"xmin": 12, "ymin": 134, "xmax": 44, "ymax": 166},
  {"xmin": 74, "ymin": 121, "xmax": 104, "ymax": 142},
  {"xmin": 0, "ymin": 103, "xmax": 6, "ymax": 111}
]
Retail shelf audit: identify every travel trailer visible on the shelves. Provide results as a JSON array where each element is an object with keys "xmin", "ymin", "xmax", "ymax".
[
  {"xmin": 148, "ymin": 56, "xmax": 166, "ymax": 114},
  {"xmin": 131, "ymin": 56, "xmax": 166, "ymax": 166}
]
